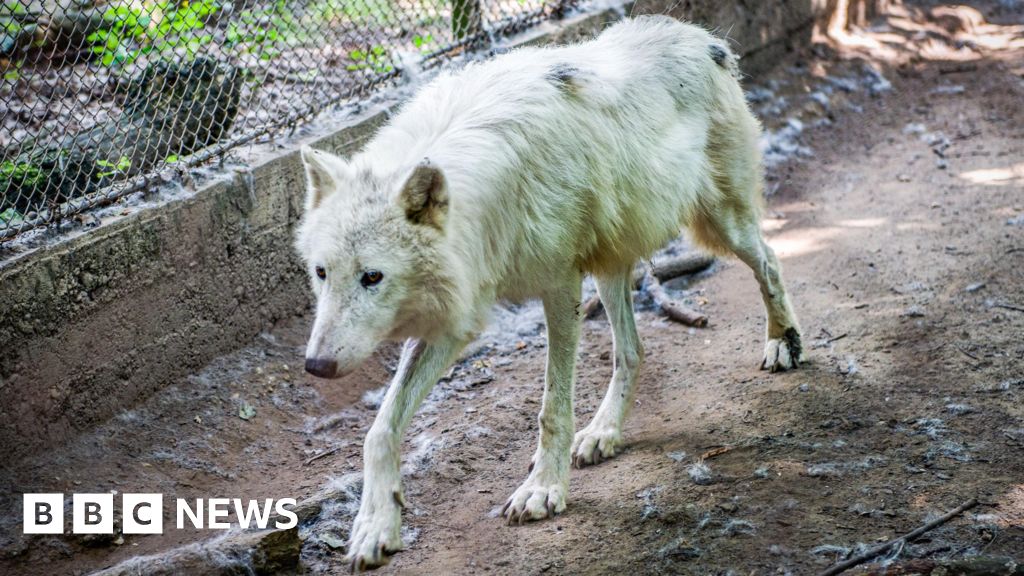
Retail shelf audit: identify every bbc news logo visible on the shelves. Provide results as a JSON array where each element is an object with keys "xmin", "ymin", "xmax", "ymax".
[{"xmin": 23, "ymin": 494, "xmax": 298, "ymax": 534}]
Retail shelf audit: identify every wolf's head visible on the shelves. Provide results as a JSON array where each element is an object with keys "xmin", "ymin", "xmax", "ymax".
[{"xmin": 294, "ymin": 147, "xmax": 451, "ymax": 379}]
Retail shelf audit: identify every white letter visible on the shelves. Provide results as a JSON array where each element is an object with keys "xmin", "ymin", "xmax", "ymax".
[
  {"xmin": 176, "ymin": 499, "xmax": 203, "ymax": 529},
  {"xmin": 23, "ymin": 494, "xmax": 64, "ymax": 534},
  {"xmin": 73, "ymin": 493, "xmax": 113, "ymax": 534},
  {"xmin": 274, "ymin": 498, "xmax": 297, "ymax": 530},
  {"xmin": 208, "ymin": 498, "xmax": 231, "ymax": 529},
  {"xmin": 234, "ymin": 499, "xmax": 273, "ymax": 530},
  {"xmin": 123, "ymin": 494, "xmax": 163, "ymax": 534}
]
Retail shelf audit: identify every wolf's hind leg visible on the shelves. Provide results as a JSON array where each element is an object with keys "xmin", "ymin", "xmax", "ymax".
[
  {"xmin": 717, "ymin": 210, "xmax": 802, "ymax": 371},
  {"xmin": 572, "ymin": 269, "xmax": 643, "ymax": 467}
]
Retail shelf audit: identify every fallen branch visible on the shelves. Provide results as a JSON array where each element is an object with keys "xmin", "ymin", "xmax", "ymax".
[
  {"xmin": 817, "ymin": 498, "xmax": 980, "ymax": 576},
  {"xmin": 643, "ymin": 253, "xmax": 716, "ymax": 284},
  {"xmin": 582, "ymin": 253, "xmax": 714, "ymax": 321},
  {"xmin": 581, "ymin": 294, "xmax": 605, "ymax": 320},
  {"xmin": 643, "ymin": 264, "xmax": 709, "ymax": 327},
  {"xmin": 994, "ymin": 303, "xmax": 1024, "ymax": 314}
]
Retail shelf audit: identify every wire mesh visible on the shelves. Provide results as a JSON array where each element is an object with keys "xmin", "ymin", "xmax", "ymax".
[{"xmin": 0, "ymin": 0, "xmax": 573, "ymax": 241}]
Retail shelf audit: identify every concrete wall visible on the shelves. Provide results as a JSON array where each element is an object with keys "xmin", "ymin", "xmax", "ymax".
[
  {"xmin": 631, "ymin": 0, "xmax": 822, "ymax": 73},
  {"xmin": 0, "ymin": 110, "xmax": 392, "ymax": 460},
  {"xmin": 0, "ymin": 1, "xmax": 823, "ymax": 460}
]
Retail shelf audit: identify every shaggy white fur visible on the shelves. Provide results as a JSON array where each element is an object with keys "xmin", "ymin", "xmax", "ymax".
[{"xmin": 294, "ymin": 16, "xmax": 802, "ymax": 570}]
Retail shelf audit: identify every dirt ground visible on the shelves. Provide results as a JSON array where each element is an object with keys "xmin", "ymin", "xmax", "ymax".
[{"xmin": 1, "ymin": 1, "xmax": 1023, "ymax": 574}]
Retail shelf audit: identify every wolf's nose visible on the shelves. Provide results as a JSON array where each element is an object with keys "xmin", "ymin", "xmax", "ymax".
[{"xmin": 305, "ymin": 358, "xmax": 338, "ymax": 378}]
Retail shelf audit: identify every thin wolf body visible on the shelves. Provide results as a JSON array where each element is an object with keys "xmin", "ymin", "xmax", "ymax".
[{"xmin": 294, "ymin": 16, "xmax": 802, "ymax": 570}]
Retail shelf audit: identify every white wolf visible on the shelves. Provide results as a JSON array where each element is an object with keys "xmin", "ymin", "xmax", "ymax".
[{"xmin": 295, "ymin": 16, "xmax": 801, "ymax": 570}]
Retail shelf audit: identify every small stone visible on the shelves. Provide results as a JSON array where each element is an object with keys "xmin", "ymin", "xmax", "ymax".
[{"xmin": 902, "ymin": 306, "xmax": 925, "ymax": 318}]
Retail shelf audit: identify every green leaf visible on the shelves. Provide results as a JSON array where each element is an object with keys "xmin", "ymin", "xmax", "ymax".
[
  {"xmin": 238, "ymin": 402, "xmax": 256, "ymax": 420},
  {"xmin": 0, "ymin": 207, "xmax": 23, "ymax": 224}
]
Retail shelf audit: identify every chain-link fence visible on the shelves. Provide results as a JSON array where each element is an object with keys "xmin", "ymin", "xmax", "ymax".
[{"xmin": 0, "ymin": 0, "xmax": 574, "ymax": 241}]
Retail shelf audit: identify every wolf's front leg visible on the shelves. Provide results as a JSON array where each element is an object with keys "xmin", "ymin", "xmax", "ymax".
[
  {"xmin": 348, "ymin": 336, "xmax": 464, "ymax": 571},
  {"xmin": 503, "ymin": 276, "xmax": 581, "ymax": 523}
]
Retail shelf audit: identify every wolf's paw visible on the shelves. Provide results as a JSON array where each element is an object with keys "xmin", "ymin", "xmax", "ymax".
[
  {"xmin": 346, "ymin": 493, "xmax": 403, "ymax": 572},
  {"xmin": 502, "ymin": 473, "xmax": 567, "ymax": 524},
  {"xmin": 572, "ymin": 423, "xmax": 622, "ymax": 467},
  {"xmin": 762, "ymin": 327, "xmax": 803, "ymax": 372}
]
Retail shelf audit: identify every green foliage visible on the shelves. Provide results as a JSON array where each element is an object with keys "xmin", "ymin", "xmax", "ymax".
[
  {"xmin": 0, "ymin": 207, "xmax": 22, "ymax": 224},
  {"xmin": 87, "ymin": 0, "xmax": 219, "ymax": 68},
  {"xmin": 413, "ymin": 33, "xmax": 434, "ymax": 53},
  {"xmin": 2, "ymin": 1, "xmax": 28, "ymax": 15},
  {"xmin": 225, "ymin": 0, "xmax": 307, "ymax": 61},
  {"xmin": 1, "ymin": 161, "xmax": 41, "ymax": 222},
  {"xmin": 2, "ymin": 17, "xmax": 22, "ymax": 35},
  {"xmin": 1, "ymin": 160, "xmax": 43, "ymax": 188},
  {"xmin": 87, "ymin": 3, "xmax": 152, "ymax": 67},
  {"xmin": 312, "ymin": 0, "xmax": 396, "ymax": 25},
  {"xmin": 79, "ymin": 0, "xmax": 444, "ymax": 74},
  {"xmin": 347, "ymin": 45, "xmax": 392, "ymax": 74},
  {"xmin": 95, "ymin": 156, "xmax": 132, "ymax": 179},
  {"xmin": 2, "ymin": 59, "xmax": 21, "ymax": 81}
]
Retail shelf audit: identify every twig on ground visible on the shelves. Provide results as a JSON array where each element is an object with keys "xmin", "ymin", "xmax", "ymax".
[
  {"xmin": 817, "ymin": 498, "xmax": 980, "ymax": 576},
  {"xmin": 955, "ymin": 345, "xmax": 980, "ymax": 361},
  {"xmin": 700, "ymin": 445, "xmax": 735, "ymax": 460},
  {"xmin": 304, "ymin": 446, "xmax": 342, "ymax": 466},
  {"xmin": 994, "ymin": 303, "xmax": 1024, "ymax": 314}
]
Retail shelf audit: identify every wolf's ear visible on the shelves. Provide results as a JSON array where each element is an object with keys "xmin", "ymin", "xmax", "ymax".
[
  {"xmin": 300, "ymin": 146, "xmax": 339, "ymax": 212},
  {"xmin": 399, "ymin": 159, "xmax": 448, "ymax": 229}
]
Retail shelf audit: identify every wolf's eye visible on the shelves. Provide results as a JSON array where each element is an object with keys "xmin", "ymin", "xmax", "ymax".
[
  {"xmin": 360, "ymin": 270, "xmax": 383, "ymax": 288},
  {"xmin": 315, "ymin": 266, "xmax": 326, "ymax": 280}
]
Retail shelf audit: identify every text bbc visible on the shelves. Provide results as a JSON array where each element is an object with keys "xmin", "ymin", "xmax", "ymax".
[{"xmin": 23, "ymin": 494, "xmax": 298, "ymax": 534}]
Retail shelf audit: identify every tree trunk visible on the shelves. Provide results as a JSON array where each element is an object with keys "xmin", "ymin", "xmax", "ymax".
[{"xmin": 817, "ymin": 0, "xmax": 900, "ymax": 37}]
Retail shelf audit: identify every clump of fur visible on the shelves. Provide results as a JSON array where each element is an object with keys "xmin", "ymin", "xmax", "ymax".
[{"xmin": 688, "ymin": 462, "xmax": 714, "ymax": 485}]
